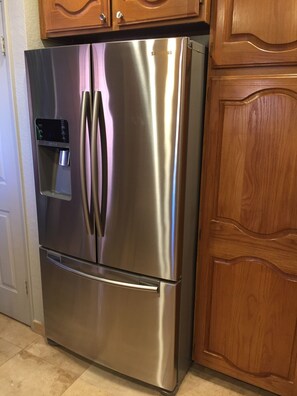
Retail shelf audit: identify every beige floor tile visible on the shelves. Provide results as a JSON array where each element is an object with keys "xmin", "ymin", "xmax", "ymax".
[
  {"xmin": 25, "ymin": 337, "xmax": 90, "ymax": 377},
  {"xmin": 76, "ymin": 365, "xmax": 159, "ymax": 395},
  {"xmin": 0, "ymin": 314, "xmax": 39, "ymax": 349},
  {"xmin": 0, "ymin": 338, "xmax": 21, "ymax": 366},
  {"xmin": 0, "ymin": 315, "xmax": 278, "ymax": 396},
  {"xmin": 63, "ymin": 362, "xmax": 277, "ymax": 396},
  {"xmin": 0, "ymin": 349, "xmax": 77, "ymax": 396},
  {"xmin": 61, "ymin": 377, "xmax": 116, "ymax": 396},
  {"xmin": 75, "ymin": 364, "xmax": 277, "ymax": 396},
  {"xmin": 178, "ymin": 366, "xmax": 277, "ymax": 396}
]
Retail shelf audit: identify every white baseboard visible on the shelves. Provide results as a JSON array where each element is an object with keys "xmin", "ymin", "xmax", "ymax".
[{"xmin": 31, "ymin": 320, "xmax": 45, "ymax": 336}]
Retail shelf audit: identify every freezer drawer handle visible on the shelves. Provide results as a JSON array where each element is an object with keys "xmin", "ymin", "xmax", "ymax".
[
  {"xmin": 47, "ymin": 254, "xmax": 159, "ymax": 293},
  {"xmin": 91, "ymin": 90, "xmax": 107, "ymax": 238},
  {"xmin": 80, "ymin": 91, "xmax": 93, "ymax": 235}
]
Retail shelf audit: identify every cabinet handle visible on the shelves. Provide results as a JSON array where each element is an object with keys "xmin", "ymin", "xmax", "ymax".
[
  {"xmin": 116, "ymin": 11, "xmax": 124, "ymax": 20},
  {"xmin": 99, "ymin": 13, "xmax": 106, "ymax": 22}
]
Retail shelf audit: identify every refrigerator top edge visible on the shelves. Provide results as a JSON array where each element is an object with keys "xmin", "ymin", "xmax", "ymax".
[
  {"xmin": 24, "ymin": 43, "xmax": 91, "ymax": 56},
  {"xmin": 24, "ymin": 37, "xmax": 205, "ymax": 55}
]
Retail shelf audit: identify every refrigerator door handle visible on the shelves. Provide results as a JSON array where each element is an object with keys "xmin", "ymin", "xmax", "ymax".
[
  {"xmin": 47, "ymin": 253, "xmax": 159, "ymax": 293},
  {"xmin": 80, "ymin": 91, "xmax": 93, "ymax": 235},
  {"xmin": 91, "ymin": 90, "xmax": 107, "ymax": 237},
  {"xmin": 98, "ymin": 91, "xmax": 108, "ymax": 236}
]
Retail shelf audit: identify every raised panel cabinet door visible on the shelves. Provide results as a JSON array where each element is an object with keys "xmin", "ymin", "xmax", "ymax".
[
  {"xmin": 212, "ymin": 0, "xmax": 297, "ymax": 67},
  {"xmin": 112, "ymin": 0, "xmax": 205, "ymax": 26},
  {"xmin": 39, "ymin": 0, "xmax": 111, "ymax": 38},
  {"xmin": 193, "ymin": 76, "xmax": 297, "ymax": 396}
]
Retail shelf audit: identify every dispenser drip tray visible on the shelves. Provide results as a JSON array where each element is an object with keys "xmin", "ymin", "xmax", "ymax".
[{"xmin": 37, "ymin": 145, "xmax": 72, "ymax": 201}]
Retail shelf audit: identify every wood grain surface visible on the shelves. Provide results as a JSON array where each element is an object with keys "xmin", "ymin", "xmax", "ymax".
[
  {"xmin": 193, "ymin": 76, "xmax": 297, "ymax": 396},
  {"xmin": 211, "ymin": 0, "xmax": 297, "ymax": 67}
]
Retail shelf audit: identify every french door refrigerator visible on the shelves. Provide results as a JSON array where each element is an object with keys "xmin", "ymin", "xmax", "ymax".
[{"xmin": 25, "ymin": 37, "xmax": 205, "ymax": 393}]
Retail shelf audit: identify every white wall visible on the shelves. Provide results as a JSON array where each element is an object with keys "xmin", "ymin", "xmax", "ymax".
[{"xmin": 4, "ymin": 0, "xmax": 45, "ymax": 324}]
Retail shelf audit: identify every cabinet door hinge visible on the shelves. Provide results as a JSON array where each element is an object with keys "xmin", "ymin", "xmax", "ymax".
[
  {"xmin": 25, "ymin": 281, "xmax": 29, "ymax": 295},
  {"xmin": 1, "ymin": 36, "xmax": 5, "ymax": 56}
]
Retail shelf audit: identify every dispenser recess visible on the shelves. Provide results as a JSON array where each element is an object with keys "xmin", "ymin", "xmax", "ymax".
[{"xmin": 35, "ymin": 118, "xmax": 71, "ymax": 200}]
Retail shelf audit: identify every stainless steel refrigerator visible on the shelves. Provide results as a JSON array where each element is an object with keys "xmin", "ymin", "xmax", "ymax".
[{"xmin": 25, "ymin": 37, "xmax": 205, "ymax": 393}]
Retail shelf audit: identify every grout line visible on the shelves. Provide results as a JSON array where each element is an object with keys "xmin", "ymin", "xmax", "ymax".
[
  {"xmin": 22, "ymin": 338, "xmax": 91, "ymax": 381},
  {"xmin": 0, "ymin": 332, "xmax": 40, "ymax": 349},
  {"xmin": 0, "ymin": 336, "xmax": 22, "ymax": 368}
]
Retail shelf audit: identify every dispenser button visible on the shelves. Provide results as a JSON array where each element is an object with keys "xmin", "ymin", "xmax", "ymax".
[{"xmin": 59, "ymin": 149, "xmax": 70, "ymax": 167}]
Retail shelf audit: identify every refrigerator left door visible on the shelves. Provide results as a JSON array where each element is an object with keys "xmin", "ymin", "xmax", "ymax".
[{"xmin": 25, "ymin": 45, "xmax": 96, "ymax": 262}]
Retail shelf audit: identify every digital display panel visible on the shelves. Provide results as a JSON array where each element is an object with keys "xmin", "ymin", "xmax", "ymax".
[{"xmin": 35, "ymin": 118, "xmax": 69, "ymax": 143}]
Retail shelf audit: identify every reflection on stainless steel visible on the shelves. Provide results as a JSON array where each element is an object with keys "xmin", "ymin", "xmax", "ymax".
[
  {"xmin": 58, "ymin": 149, "xmax": 70, "ymax": 166},
  {"xmin": 40, "ymin": 247, "xmax": 177, "ymax": 390},
  {"xmin": 47, "ymin": 253, "xmax": 159, "ymax": 292},
  {"xmin": 26, "ymin": 37, "xmax": 206, "ymax": 394},
  {"xmin": 25, "ymin": 44, "xmax": 96, "ymax": 262},
  {"xmin": 93, "ymin": 38, "xmax": 189, "ymax": 281}
]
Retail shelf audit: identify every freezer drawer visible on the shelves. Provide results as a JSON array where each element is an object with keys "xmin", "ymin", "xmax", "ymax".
[{"xmin": 40, "ymin": 247, "xmax": 179, "ymax": 391}]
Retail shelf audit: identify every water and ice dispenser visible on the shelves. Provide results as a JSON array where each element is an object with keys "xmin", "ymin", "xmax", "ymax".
[{"xmin": 35, "ymin": 118, "xmax": 71, "ymax": 200}]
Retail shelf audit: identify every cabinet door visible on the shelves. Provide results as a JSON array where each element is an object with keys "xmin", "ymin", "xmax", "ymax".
[
  {"xmin": 212, "ymin": 0, "xmax": 297, "ymax": 67},
  {"xmin": 39, "ymin": 0, "xmax": 111, "ymax": 38},
  {"xmin": 193, "ymin": 76, "xmax": 297, "ymax": 396},
  {"xmin": 112, "ymin": 0, "xmax": 202, "ymax": 26}
]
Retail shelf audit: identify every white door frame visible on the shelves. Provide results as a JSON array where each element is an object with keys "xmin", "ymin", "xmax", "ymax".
[{"xmin": 0, "ymin": 0, "xmax": 32, "ymax": 325}]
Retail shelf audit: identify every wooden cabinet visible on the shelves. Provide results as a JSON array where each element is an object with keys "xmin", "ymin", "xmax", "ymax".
[
  {"xmin": 39, "ymin": 0, "xmax": 210, "ymax": 38},
  {"xmin": 39, "ymin": 0, "xmax": 111, "ymax": 38},
  {"xmin": 193, "ymin": 75, "xmax": 297, "ymax": 396},
  {"xmin": 212, "ymin": 0, "xmax": 297, "ymax": 67},
  {"xmin": 113, "ymin": 0, "xmax": 200, "ymax": 26},
  {"xmin": 195, "ymin": 1, "xmax": 297, "ymax": 394}
]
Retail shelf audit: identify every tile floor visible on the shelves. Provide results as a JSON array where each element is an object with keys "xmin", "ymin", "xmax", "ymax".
[{"xmin": 0, "ymin": 313, "xmax": 277, "ymax": 395}]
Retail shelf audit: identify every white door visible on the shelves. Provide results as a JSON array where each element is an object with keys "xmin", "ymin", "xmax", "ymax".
[{"xmin": 0, "ymin": 1, "xmax": 31, "ymax": 324}]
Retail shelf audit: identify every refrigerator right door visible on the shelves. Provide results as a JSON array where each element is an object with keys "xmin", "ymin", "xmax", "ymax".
[{"xmin": 92, "ymin": 38, "xmax": 191, "ymax": 281}]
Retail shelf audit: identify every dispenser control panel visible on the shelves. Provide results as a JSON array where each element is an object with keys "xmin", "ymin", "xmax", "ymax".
[{"xmin": 35, "ymin": 119, "xmax": 69, "ymax": 143}]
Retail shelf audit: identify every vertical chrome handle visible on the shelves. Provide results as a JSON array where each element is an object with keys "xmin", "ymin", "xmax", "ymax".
[
  {"xmin": 91, "ymin": 91, "xmax": 108, "ymax": 238},
  {"xmin": 80, "ymin": 91, "xmax": 93, "ymax": 235},
  {"xmin": 98, "ymin": 92, "xmax": 108, "ymax": 235},
  {"xmin": 91, "ymin": 91, "xmax": 103, "ymax": 237}
]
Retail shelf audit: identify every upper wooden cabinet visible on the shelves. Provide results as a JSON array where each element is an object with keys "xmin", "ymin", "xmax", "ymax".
[
  {"xmin": 39, "ymin": 0, "xmax": 210, "ymax": 38},
  {"xmin": 113, "ymin": 0, "xmax": 201, "ymax": 26},
  {"xmin": 39, "ymin": 0, "xmax": 111, "ymax": 38},
  {"xmin": 212, "ymin": 0, "xmax": 297, "ymax": 67}
]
